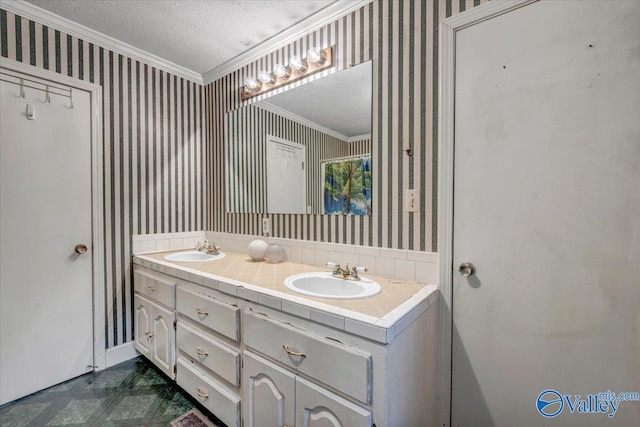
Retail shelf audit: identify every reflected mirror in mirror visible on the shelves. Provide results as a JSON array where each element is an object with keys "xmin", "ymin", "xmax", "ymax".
[{"xmin": 225, "ymin": 60, "xmax": 372, "ymax": 215}]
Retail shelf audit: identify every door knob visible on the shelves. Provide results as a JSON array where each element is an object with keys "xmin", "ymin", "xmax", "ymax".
[
  {"xmin": 458, "ymin": 262, "xmax": 475, "ymax": 277},
  {"xmin": 74, "ymin": 244, "xmax": 88, "ymax": 254}
]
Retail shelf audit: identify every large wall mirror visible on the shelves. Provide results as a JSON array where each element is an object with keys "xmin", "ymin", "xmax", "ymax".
[{"xmin": 225, "ymin": 60, "xmax": 372, "ymax": 215}]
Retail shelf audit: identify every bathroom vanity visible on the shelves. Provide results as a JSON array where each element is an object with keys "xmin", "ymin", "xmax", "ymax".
[{"xmin": 133, "ymin": 249, "xmax": 438, "ymax": 427}]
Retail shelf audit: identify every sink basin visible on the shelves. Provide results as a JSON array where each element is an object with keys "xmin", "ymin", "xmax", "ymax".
[
  {"xmin": 284, "ymin": 272, "xmax": 381, "ymax": 299},
  {"xmin": 164, "ymin": 251, "xmax": 225, "ymax": 262}
]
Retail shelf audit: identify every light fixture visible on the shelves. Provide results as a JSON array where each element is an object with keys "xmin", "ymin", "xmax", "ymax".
[
  {"xmin": 244, "ymin": 76, "xmax": 261, "ymax": 91},
  {"xmin": 307, "ymin": 47, "xmax": 327, "ymax": 65},
  {"xmin": 241, "ymin": 46, "xmax": 333, "ymax": 100},
  {"xmin": 289, "ymin": 55, "xmax": 308, "ymax": 72},
  {"xmin": 273, "ymin": 63, "xmax": 291, "ymax": 80},
  {"xmin": 258, "ymin": 70, "xmax": 276, "ymax": 85}
]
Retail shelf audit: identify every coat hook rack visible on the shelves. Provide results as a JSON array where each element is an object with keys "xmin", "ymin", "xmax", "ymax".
[{"xmin": 42, "ymin": 85, "xmax": 51, "ymax": 103}]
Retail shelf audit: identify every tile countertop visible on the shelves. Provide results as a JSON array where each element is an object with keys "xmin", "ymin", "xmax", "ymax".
[{"xmin": 134, "ymin": 249, "xmax": 439, "ymax": 343}]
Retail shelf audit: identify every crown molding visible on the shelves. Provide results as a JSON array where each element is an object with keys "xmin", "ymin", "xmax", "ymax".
[
  {"xmin": 1, "ymin": 0, "xmax": 203, "ymax": 84},
  {"xmin": 346, "ymin": 133, "xmax": 371, "ymax": 143},
  {"xmin": 202, "ymin": 0, "xmax": 373, "ymax": 84}
]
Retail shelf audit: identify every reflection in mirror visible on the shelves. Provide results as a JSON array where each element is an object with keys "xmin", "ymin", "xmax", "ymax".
[{"xmin": 225, "ymin": 61, "xmax": 372, "ymax": 215}]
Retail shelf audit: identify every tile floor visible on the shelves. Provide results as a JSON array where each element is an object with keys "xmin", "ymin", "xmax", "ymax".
[{"xmin": 0, "ymin": 358, "xmax": 225, "ymax": 426}]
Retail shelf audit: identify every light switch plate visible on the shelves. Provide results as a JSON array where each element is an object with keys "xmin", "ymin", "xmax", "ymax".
[
  {"xmin": 262, "ymin": 217, "xmax": 270, "ymax": 235},
  {"xmin": 405, "ymin": 189, "xmax": 419, "ymax": 212}
]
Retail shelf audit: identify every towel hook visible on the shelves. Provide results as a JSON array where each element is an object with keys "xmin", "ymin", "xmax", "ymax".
[
  {"xmin": 67, "ymin": 88, "xmax": 74, "ymax": 109},
  {"xmin": 17, "ymin": 78, "xmax": 25, "ymax": 98},
  {"xmin": 42, "ymin": 85, "xmax": 51, "ymax": 103}
]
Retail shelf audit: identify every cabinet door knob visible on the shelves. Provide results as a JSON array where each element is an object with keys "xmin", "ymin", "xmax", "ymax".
[
  {"xmin": 74, "ymin": 243, "xmax": 88, "ymax": 254},
  {"xmin": 283, "ymin": 345, "xmax": 306, "ymax": 358}
]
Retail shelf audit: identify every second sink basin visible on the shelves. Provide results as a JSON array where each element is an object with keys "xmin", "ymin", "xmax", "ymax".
[
  {"xmin": 284, "ymin": 272, "xmax": 381, "ymax": 299},
  {"xmin": 164, "ymin": 251, "xmax": 225, "ymax": 262}
]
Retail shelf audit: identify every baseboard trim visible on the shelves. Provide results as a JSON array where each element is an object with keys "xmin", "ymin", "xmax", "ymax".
[{"xmin": 105, "ymin": 341, "xmax": 139, "ymax": 368}]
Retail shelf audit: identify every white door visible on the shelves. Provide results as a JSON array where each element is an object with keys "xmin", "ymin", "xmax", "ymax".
[
  {"xmin": 151, "ymin": 302, "xmax": 176, "ymax": 379},
  {"xmin": 267, "ymin": 136, "xmax": 306, "ymax": 214},
  {"xmin": 0, "ymin": 74, "xmax": 93, "ymax": 404},
  {"xmin": 243, "ymin": 351, "xmax": 295, "ymax": 427},
  {"xmin": 451, "ymin": 1, "xmax": 640, "ymax": 426},
  {"xmin": 295, "ymin": 377, "xmax": 372, "ymax": 427},
  {"xmin": 134, "ymin": 294, "xmax": 153, "ymax": 359}
]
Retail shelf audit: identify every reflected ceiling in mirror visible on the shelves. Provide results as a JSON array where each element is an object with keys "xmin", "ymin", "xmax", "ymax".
[
  {"xmin": 225, "ymin": 61, "xmax": 372, "ymax": 215},
  {"xmin": 257, "ymin": 62, "xmax": 371, "ymax": 139}
]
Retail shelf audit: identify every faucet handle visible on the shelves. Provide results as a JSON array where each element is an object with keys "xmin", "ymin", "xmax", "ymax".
[
  {"xmin": 350, "ymin": 266, "xmax": 368, "ymax": 280},
  {"xmin": 326, "ymin": 262, "xmax": 339, "ymax": 268}
]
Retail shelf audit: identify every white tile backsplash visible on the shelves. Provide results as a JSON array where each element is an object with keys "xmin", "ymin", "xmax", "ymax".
[
  {"xmin": 140, "ymin": 240, "xmax": 156, "ymax": 253},
  {"xmin": 132, "ymin": 231, "xmax": 207, "ymax": 254},
  {"xmin": 394, "ymin": 259, "xmax": 416, "ymax": 282},
  {"xmin": 155, "ymin": 239, "xmax": 170, "ymax": 251},
  {"xmin": 357, "ymin": 254, "xmax": 377, "ymax": 275},
  {"xmin": 136, "ymin": 231, "xmax": 439, "ymax": 284},
  {"xmin": 302, "ymin": 248, "xmax": 315, "ymax": 265},
  {"xmin": 376, "ymin": 257, "xmax": 395, "ymax": 279}
]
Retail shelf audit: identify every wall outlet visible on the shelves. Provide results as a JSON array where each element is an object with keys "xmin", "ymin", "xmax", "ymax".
[
  {"xmin": 405, "ymin": 189, "xmax": 419, "ymax": 212},
  {"xmin": 262, "ymin": 217, "xmax": 270, "ymax": 235}
]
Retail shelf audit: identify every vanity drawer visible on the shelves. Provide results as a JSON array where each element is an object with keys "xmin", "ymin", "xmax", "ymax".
[
  {"xmin": 134, "ymin": 267, "xmax": 176, "ymax": 308},
  {"xmin": 177, "ymin": 321, "xmax": 240, "ymax": 387},
  {"xmin": 176, "ymin": 357, "xmax": 240, "ymax": 427},
  {"xmin": 243, "ymin": 310, "xmax": 372, "ymax": 404},
  {"xmin": 176, "ymin": 286, "xmax": 240, "ymax": 342}
]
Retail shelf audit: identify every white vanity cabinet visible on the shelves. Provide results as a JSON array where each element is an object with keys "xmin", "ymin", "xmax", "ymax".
[
  {"xmin": 243, "ymin": 351, "xmax": 372, "ymax": 427},
  {"xmin": 133, "ymin": 267, "xmax": 176, "ymax": 379},
  {"xmin": 175, "ymin": 282, "xmax": 242, "ymax": 427},
  {"xmin": 132, "ymin": 254, "xmax": 438, "ymax": 427}
]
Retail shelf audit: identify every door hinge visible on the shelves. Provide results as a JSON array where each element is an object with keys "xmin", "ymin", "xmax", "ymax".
[
  {"xmin": 302, "ymin": 161, "xmax": 304, "ymax": 170},
  {"xmin": 173, "ymin": 319, "xmax": 177, "ymax": 328},
  {"xmin": 174, "ymin": 365, "xmax": 177, "ymax": 375}
]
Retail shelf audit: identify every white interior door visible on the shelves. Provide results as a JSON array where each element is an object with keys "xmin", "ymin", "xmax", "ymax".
[
  {"xmin": 451, "ymin": 1, "xmax": 640, "ymax": 425},
  {"xmin": 267, "ymin": 136, "xmax": 306, "ymax": 214},
  {"xmin": 0, "ymin": 74, "xmax": 94, "ymax": 405}
]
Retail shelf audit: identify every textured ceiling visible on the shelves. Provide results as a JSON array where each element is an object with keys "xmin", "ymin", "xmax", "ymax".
[{"xmin": 24, "ymin": 0, "xmax": 337, "ymax": 75}]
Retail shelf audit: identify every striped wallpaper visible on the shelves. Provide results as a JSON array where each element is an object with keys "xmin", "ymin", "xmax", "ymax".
[
  {"xmin": 206, "ymin": 0, "xmax": 488, "ymax": 251},
  {"xmin": 0, "ymin": 9, "xmax": 205, "ymax": 349},
  {"xmin": 0, "ymin": 0, "xmax": 486, "ymax": 349},
  {"xmin": 225, "ymin": 104, "xmax": 370, "ymax": 214}
]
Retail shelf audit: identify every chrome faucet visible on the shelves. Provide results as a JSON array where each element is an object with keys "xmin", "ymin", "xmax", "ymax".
[
  {"xmin": 326, "ymin": 262, "xmax": 368, "ymax": 281},
  {"xmin": 197, "ymin": 240, "xmax": 219, "ymax": 256}
]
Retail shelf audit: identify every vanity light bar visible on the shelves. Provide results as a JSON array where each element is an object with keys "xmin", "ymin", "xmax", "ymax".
[{"xmin": 241, "ymin": 46, "xmax": 334, "ymax": 100}]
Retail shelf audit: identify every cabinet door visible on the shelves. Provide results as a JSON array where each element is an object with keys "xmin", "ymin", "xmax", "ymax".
[
  {"xmin": 134, "ymin": 294, "xmax": 153, "ymax": 358},
  {"xmin": 243, "ymin": 351, "xmax": 295, "ymax": 427},
  {"xmin": 152, "ymin": 303, "xmax": 176, "ymax": 379},
  {"xmin": 295, "ymin": 377, "xmax": 371, "ymax": 427}
]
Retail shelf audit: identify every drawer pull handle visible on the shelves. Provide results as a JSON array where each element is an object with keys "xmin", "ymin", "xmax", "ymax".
[
  {"xmin": 145, "ymin": 331, "xmax": 153, "ymax": 339},
  {"xmin": 283, "ymin": 345, "xmax": 306, "ymax": 358},
  {"xmin": 195, "ymin": 347, "xmax": 209, "ymax": 356},
  {"xmin": 147, "ymin": 285, "xmax": 156, "ymax": 293},
  {"xmin": 196, "ymin": 308, "xmax": 208, "ymax": 316},
  {"xmin": 196, "ymin": 387, "xmax": 209, "ymax": 399}
]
